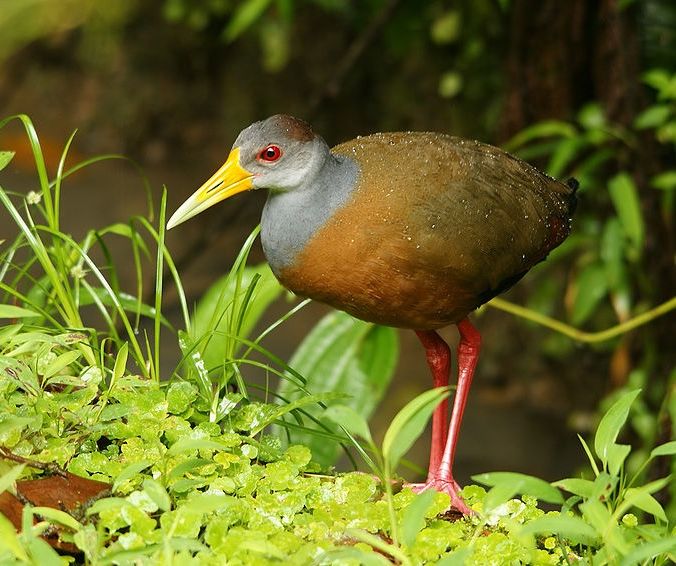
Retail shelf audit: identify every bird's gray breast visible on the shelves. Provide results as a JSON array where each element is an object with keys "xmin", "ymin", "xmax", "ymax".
[{"xmin": 261, "ymin": 155, "xmax": 359, "ymax": 275}]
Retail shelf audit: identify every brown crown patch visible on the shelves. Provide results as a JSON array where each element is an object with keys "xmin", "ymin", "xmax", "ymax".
[{"xmin": 271, "ymin": 114, "xmax": 315, "ymax": 142}]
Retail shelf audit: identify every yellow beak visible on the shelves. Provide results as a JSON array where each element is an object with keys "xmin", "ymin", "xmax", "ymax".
[{"xmin": 167, "ymin": 147, "xmax": 254, "ymax": 230}]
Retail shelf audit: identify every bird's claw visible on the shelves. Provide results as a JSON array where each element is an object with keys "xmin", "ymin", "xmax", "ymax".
[{"xmin": 405, "ymin": 478, "xmax": 474, "ymax": 515}]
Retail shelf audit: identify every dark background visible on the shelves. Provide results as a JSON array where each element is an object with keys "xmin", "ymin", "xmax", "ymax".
[{"xmin": 0, "ymin": 0, "xmax": 674, "ymax": 486}]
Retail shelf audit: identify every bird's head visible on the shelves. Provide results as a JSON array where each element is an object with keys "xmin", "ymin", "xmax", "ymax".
[{"xmin": 167, "ymin": 115, "xmax": 327, "ymax": 229}]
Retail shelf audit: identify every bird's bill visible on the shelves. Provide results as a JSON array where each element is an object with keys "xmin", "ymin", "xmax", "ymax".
[{"xmin": 166, "ymin": 147, "xmax": 254, "ymax": 229}]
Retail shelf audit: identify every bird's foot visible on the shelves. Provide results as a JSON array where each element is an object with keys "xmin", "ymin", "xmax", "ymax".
[{"xmin": 405, "ymin": 477, "xmax": 473, "ymax": 515}]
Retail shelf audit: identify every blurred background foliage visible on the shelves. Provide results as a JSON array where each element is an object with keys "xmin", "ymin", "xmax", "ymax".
[{"xmin": 0, "ymin": 0, "xmax": 673, "ymax": 504}]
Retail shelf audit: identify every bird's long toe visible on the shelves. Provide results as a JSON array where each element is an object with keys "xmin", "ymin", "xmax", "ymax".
[{"xmin": 405, "ymin": 477, "xmax": 473, "ymax": 515}]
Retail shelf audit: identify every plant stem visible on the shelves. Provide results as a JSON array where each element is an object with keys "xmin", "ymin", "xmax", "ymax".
[{"xmin": 488, "ymin": 296, "xmax": 676, "ymax": 343}]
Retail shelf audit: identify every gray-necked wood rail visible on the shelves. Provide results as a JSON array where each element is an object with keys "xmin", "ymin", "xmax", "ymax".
[{"xmin": 167, "ymin": 114, "xmax": 577, "ymax": 513}]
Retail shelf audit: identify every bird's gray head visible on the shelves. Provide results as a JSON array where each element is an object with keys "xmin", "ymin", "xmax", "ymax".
[
  {"xmin": 235, "ymin": 115, "xmax": 329, "ymax": 192},
  {"xmin": 166, "ymin": 114, "xmax": 331, "ymax": 229}
]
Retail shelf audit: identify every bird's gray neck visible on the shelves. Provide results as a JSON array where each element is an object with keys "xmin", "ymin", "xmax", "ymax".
[{"xmin": 261, "ymin": 151, "xmax": 359, "ymax": 274}]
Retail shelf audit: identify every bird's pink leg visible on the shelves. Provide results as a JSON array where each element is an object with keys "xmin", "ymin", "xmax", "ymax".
[
  {"xmin": 408, "ymin": 319, "xmax": 481, "ymax": 514},
  {"xmin": 414, "ymin": 330, "xmax": 450, "ymax": 472}
]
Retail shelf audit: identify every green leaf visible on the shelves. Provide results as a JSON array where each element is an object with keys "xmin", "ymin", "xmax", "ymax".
[
  {"xmin": 24, "ymin": 535, "xmax": 62, "ymax": 566},
  {"xmin": 553, "ymin": 477, "xmax": 594, "ymax": 498},
  {"xmin": 112, "ymin": 460, "xmax": 152, "ymax": 492},
  {"xmin": 578, "ymin": 103, "xmax": 606, "ymax": 130},
  {"xmin": 650, "ymin": 440, "xmax": 676, "ymax": 459},
  {"xmin": 400, "ymin": 489, "xmax": 436, "ymax": 548},
  {"xmin": 224, "ymin": 0, "xmax": 272, "ymax": 41},
  {"xmin": 594, "ymin": 389, "xmax": 640, "ymax": 468},
  {"xmin": 651, "ymin": 171, "xmax": 676, "ymax": 191},
  {"xmin": 112, "ymin": 342, "xmax": 128, "ymax": 384},
  {"xmin": 437, "ymin": 548, "xmax": 473, "ymax": 565},
  {"xmin": 503, "ymin": 120, "xmax": 577, "ymax": 152},
  {"xmin": 143, "ymin": 478, "xmax": 171, "ymax": 512},
  {"xmin": 0, "ymin": 151, "xmax": 14, "ymax": 171},
  {"xmin": 276, "ymin": 311, "xmax": 398, "ymax": 466},
  {"xmin": 32, "ymin": 506, "xmax": 82, "ymax": 530},
  {"xmin": 472, "ymin": 472, "xmax": 564, "ymax": 504},
  {"xmin": 0, "ymin": 464, "xmax": 25, "ymax": 494},
  {"xmin": 606, "ymin": 443, "xmax": 631, "ymax": 476},
  {"xmin": 192, "ymin": 263, "xmax": 283, "ymax": 373},
  {"xmin": 634, "ymin": 104, "xmax": 671, "ymax": 129},
  {"xmin": 382, "ymin": 387, "xmax": 449, "ymax": 474},
  {"xmin": 519, "ymin": 515, "xmax": 599, "ymax": 545},
  {"xmin": 0, "ymin": 512, "xmax": 27, "ymax": 560},
  {"xmin": 430, "ymin": 11, "xmax": 461, "ymax": 44},
  {"xmin": 42, "ymin": 350, "xmax": 81, "ymax": 379},
  {"xmin": 608, "ymin": 173, "xmax": 645, "ymax": 258},
  {"xmin": 323, "ymin": 404, "xmax": 373, "ymax": 445},
  {"xmin": 619, "ymin": 536, "xmax": 676, "ymax": 566},
  {"xmin": 0, "ymin": 304, "xmax": 40, "ymax": 319},
  {"xmin": 571, "ymin": 262, "xmax": 608, "ymax": 325},
  {"xmin": 624, "ymin": 486, "xmax": 667, "ymax": 522}
]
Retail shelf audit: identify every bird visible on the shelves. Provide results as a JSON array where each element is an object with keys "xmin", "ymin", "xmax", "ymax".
[{"xmin": 167, "ymin": 114, "xmax": 577, "ymax": 514}]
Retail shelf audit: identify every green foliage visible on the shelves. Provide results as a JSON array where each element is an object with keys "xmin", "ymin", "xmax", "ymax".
[
  {"xmin": 2, "ymin": 116, "xmax": 674, "ymax": 564},
  {"xmin": 275, "ymin": 310, "xmax": 398, "ymax": 467}
]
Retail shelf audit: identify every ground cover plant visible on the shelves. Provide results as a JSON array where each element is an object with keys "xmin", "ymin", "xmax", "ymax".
[{"xmin": 0, "ymin": 116, "xmax": 675, "ymax": 564}]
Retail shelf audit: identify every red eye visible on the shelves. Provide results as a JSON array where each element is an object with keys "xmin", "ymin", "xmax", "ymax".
[{"xmin": 258, "ymin": 144, "xmax": 282, "ymax": 162}]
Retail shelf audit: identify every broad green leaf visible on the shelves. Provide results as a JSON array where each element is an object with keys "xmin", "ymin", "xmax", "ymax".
[
  {"xmin": 0, "ymin": 151, "xmax": 14, "ymax": 171},
  {"xmin": 624, "ymin": 487, "xmax": 667, "ymax": 522},
  {"xmin": 520, "ymin": 515, "xmax": 599, "ymax": 545},
  {"xmin": 548, "ymin": 137, "xmax": 585, "ymax": 179},
  {"xmin": 651, "ymin": 171, "xmax": 676, "ymax": 191},
  {"xmin": 42, "ymin": 350, "xmax": 81, "ymax": 379},
  {"xmin": 0, "ymin": 464, "xmax": 25, "ymax": 494},
  {"xmin": 482, "ymin": 481, "xmax": 519, "ymax": 512},
  {"xmin": 503, "ymin": 120, "xmax": 577, "ymax": 152},
  {"xmin": 24, "ymin": 535, "xmax": 61, "ymax": 566},
  {"xmin": 224, "ymin": 0, "xmax": 272, "ymax": 41},
  {"xmin": 594, "ymin": 389, "xmax": 640, "ymax": 467},
  {"xmin": 650, "ymin": 440, "xmax": 676, "ymax": 459},
  {"xmin": 606, "ymin": 443, "xmax": 631, "ymax": 476},
  {"xmin": 112, "ymin": 460, "xmax": 152, "ymax": 492},
  {"xmin": 315, "ymin": 548, "xmax": 391, "ymax": 566},
  {"xmin": 112, "ymin": 342, "xmax": 128, "ymax": 384},
  {"xmin": 0, "ymin": 512, "xmax": 27, "ymax": 560},
  {"xmin": 553, "ymin": 477, "xmax": 594, "ymax": 498},
  {"xmin": 0, "ymin": 304, "xmax": 40, "ymax": 319},
  {"xmin": 143, "ymin": 478, "xmax": 171, "ymax": 512},
  {"xmin": 580, "ymin": 497, "xmax": 612, "ymax": 533},
  {"xmin": 571, "ymin": 262, "xmax": 608, "ymax": 325},
  {"xmin": 276, "ymin": 311, "xmax": 398, "ymax": 466},
  {"xmin": 578, "ymin": 103, "xmax": 606, "ymax": 130},
  {"xmin": 31, "ymin": 506, "xmax": 82, "ymax": 531},
  {"xmin": 619, "ymin": 536, "xmax": 676, "ymax": 566},
  {"xmin": 608, "ymin": 173, "xmax": 645, "ymax": 258},
  {"xmin": 382, "ymin": 387, "xmax": 449, "ymax": 473},
  {"xmin": 184, "ymin": 493, "xmax": 236, "ymax": 513},
  {"xmin": 634, "ymin": 104, "xmax": 671, "ymax": 129},
  {"xmin": 324, "ymin": 404, "xmax": 373, "ymax": 445},
  {"xmin": 437, "ymin": 548, "xmax": 473, "ymax": 565},
  {"xmin": 472, "ymin": 472, "xmax": 564, "ymax": 504},
  {"xmin": 400, "ymin": 489, "xmax": 436, "ymax": 548},
  {"xmin": 192, "ymin": 263, "xmax": 283, "ymax": 373}
]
